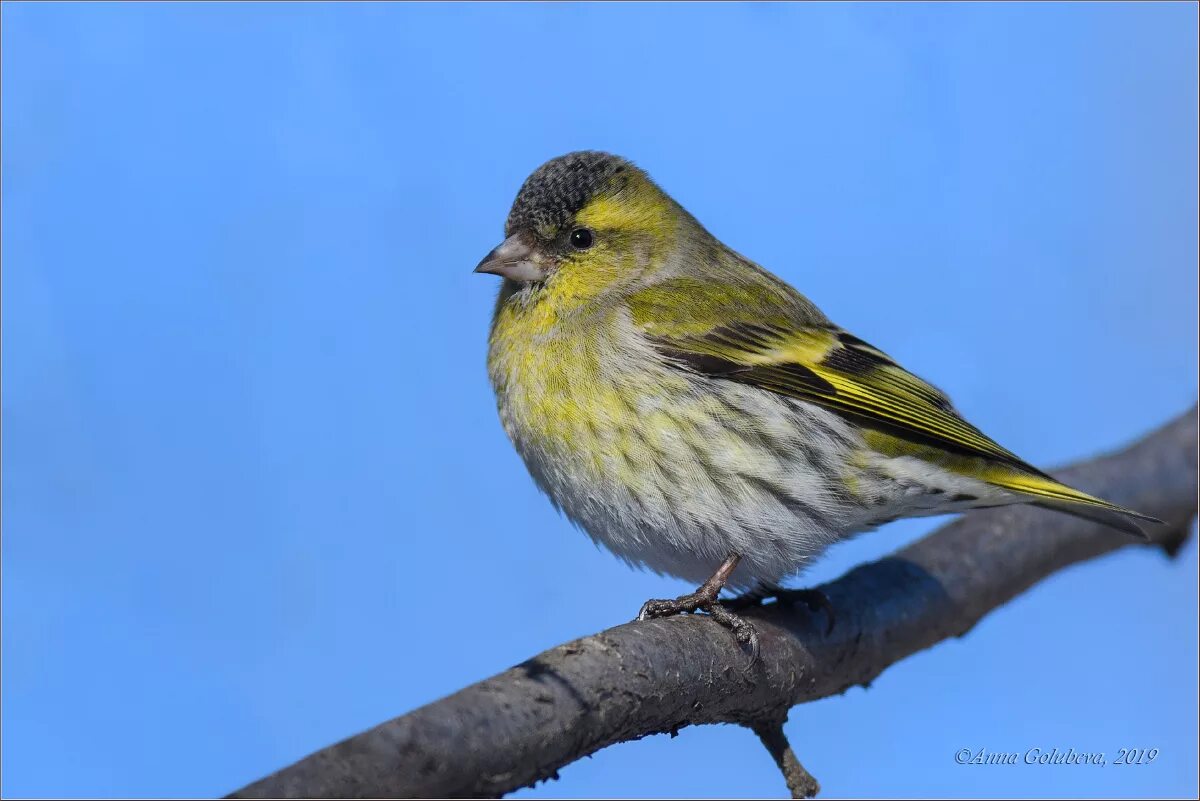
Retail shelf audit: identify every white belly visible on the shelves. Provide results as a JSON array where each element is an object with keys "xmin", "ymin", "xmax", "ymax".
[
  {"xmin": 505, "ymin": 373, "xmax": 940, "ymax": 588},
  {"xmin": 491, "ymin": 319, "xmax": 1005, "ymax": 589}
]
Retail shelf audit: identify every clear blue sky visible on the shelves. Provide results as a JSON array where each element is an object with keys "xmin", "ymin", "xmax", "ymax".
[{"xmin": 3, "ymin": 2, "xmax": 1197, "ymax": 797}]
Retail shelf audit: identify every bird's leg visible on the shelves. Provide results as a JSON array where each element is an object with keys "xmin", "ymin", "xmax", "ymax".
[
  {"xmin": 637, "ymin": 553, "xmax": 741, "ymax": 619},
  {"xmin": 636, "ymin": 553, "xmax": 758, "ymax": 653}
]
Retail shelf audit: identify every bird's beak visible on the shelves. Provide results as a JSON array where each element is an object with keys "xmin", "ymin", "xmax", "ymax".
[{"xmin": 473, "ymin": 233, "xmax": 548, "ymax": 282}]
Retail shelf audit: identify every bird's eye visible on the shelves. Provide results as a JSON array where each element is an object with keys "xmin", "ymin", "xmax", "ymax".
[{"xmin": 569, "ymin": 228, "xmax": 594, "ymax": 250}]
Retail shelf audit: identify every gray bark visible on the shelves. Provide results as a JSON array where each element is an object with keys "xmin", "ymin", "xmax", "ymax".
[{"xmin": 232, "ymin": 406, "xmax": 1197, "ymax": 799}]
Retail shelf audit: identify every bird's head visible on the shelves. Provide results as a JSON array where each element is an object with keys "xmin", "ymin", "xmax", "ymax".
[{"xmin": 474, "ymin": 151, "xmax": 691, "ymax": 306}]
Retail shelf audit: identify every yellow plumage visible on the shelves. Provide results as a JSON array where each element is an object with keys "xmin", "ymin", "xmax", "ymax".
[{"xmin": 476, "ymin": 151, "xmax": 1157, "ymax": 641}]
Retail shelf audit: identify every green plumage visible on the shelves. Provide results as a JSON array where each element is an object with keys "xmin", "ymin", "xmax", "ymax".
[
  {"xmin": 480, "ymin": 150, "xmax": 1158, "ymax": 603},
  {"xmin": 628, "ymin": 268, "xmax": 1156, "ymax": 536}
]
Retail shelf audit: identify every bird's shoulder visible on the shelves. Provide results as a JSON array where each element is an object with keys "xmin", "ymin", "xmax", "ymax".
[{"xmin": 625, "ymin": 259, "xmax": 829, "ymax": 339}]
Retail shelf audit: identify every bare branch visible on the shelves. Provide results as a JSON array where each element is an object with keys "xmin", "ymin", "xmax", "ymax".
[
  {"xmin": 231, "ymin": 406, "xmax": 1197, "ymax": 799},
  {"xmin": 751, "ymin": 720, "xmax": 820, "ymax": 799}
]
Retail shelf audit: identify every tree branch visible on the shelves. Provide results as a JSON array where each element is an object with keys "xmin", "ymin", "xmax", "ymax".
[
  {"xmin": 231, "ymin": 406, "xmax": 1197, "ymax": 799},
  {"xmin": 751, "ymin": 719, "xmax": 820, "ymax": 799}
]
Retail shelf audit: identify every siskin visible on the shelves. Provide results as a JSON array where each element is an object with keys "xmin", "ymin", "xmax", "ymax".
[{"xmin": 475, "ymin": 151, "xmax": 1156, "ymax": 647}]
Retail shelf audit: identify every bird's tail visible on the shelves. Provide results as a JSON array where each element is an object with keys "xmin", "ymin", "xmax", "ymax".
[{"xmin": 985, "ymin": 467, "xmax": 1160, "ymax": 538}]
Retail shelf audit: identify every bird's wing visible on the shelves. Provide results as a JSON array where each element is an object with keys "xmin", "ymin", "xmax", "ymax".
[
  {"xmin": 629, "ymin": 276, "xmax": 1022, "ymax": 465},
  {"xmin": 626, "ymin": 276, "xmax": 1156, "ymax": 533}
]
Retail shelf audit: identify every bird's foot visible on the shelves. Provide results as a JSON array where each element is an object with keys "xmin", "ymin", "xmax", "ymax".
[
  {"xmin": 637, "ymin": 590, "xmax": 759, "ymax": 657},
  {"xmin": 635, "ymin": 552, "xmax": 758, "ymax": 658}
]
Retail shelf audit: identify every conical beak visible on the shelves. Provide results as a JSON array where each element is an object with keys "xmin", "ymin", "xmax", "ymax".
[{"xmin": 473, "ymin": 233, "xmax": 548, "ymax": 282}]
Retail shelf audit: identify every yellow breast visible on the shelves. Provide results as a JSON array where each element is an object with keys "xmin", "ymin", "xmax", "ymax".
[{"xmin": 487, "ymin": 287, "xmax": 690, "ymax": 485}]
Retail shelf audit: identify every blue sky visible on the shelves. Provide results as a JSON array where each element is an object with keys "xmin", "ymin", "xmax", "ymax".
[{"xmin": 2, "ymin": 2, "xmax": 1196, "ymax": 797}]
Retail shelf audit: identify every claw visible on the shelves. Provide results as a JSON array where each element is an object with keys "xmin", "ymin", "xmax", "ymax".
[
  {"xmin": 701, "ymin": 598, "xmax": 761, "ymax": 663},
  {"xmin": 636, "ymin": 590, "xmax": 709, "ymax": 623},
  {"xmin": 634, "ymin": 553, "xmax": 760, "ymax": 661},
  {"xmin": 638, "ymin": 602, "xmax": 662, "ymax": 620},
  {"xmin": 727, "ymin": 611, "xmax": 761, "ymax": 665}
]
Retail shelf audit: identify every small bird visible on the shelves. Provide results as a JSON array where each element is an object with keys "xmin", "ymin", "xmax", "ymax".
[{"xmin": 475, "ymin": 151, "xmax": 1157, "ymax": 647}]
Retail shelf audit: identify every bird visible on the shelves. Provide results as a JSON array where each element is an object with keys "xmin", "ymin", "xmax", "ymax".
[{"xmin": 474, "ymin": 150, "xmax": 1158, "ymax": 649}]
